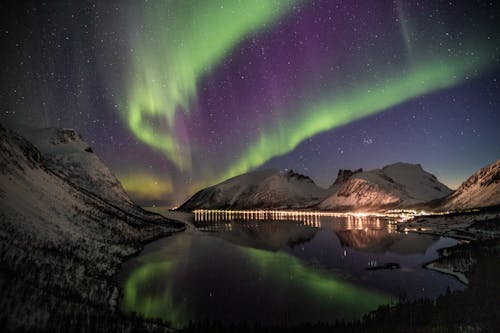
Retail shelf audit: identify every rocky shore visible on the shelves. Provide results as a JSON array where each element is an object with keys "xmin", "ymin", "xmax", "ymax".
[{"xmin": 396, "ymin": 209, "xmax": 500, "ymax": 284}]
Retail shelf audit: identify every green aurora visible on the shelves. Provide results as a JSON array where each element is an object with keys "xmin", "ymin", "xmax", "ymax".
[
  {"xmin": 218, "ymin": 54, "xmax": 496, "ymax": 182},
  {"xmin": 123, "ymin": 0, "xmax": 297, "ymax": 171},
  {"xmin": 114, "ymin": 0, "xmax": 499, "ymax": 195}
]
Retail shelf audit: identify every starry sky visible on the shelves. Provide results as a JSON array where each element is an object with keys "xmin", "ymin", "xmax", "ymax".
[{"xmin": 1, "ymin": 0, "xmax": 499, "ymax": 206}]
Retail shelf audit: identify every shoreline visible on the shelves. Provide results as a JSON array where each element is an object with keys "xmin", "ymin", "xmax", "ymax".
[
  {"xmin": 424, "ymin": 262, "xmax": 469, "ymax": 285},
  {"xmin": 397, "ymin": 210, "xmax": 500, "ymax": 286}
]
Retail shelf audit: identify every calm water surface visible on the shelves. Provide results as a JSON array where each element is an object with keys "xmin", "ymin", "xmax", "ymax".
[{"xmin": 116, "ymin": 211, "xmax": 465, "ymax": 328}]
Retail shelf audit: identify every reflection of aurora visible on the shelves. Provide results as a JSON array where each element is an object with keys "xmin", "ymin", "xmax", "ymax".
[
  {"xmin": 121, "ymin": 234, "xmax": 390, "ymax": 328},
  {"xmin": 122, "ymin": 260, "xmax": 191, "ymax": 328},
  {"xmin": 242, "ymin": 247, "xmax": 390, "ymax": 315}
]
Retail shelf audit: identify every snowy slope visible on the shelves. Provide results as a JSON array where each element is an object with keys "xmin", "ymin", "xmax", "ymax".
[
  {"xmin": 16, "ymin": 126, "xmax": 174, "ymax": 221},
  {"xmin": 438, "ymin": 159, "xmax": 500, "ymax": 210},
  {"xmin": 0, "ymin": 124, "xmax": 182, "ymax": 331},
  {"xmin": 179, "ymin": 169, "xmax": 327, "ymax": 210},
  {"xmin": 0, "ymin": 125, "xmax": 178, "ymax": 244},
  {"xmin": 318, "ymin": 163, "xmax": 452, "ymax": 211},
  {"xmin": 19, "ymin": 127, "xmax": 133, "ymax": 206}
]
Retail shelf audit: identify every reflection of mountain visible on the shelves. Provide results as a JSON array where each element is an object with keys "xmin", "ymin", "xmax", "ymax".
[
  {"xmin": 336, "ymin": 230, "xmax": 399, "ymax": 253},
  {"xmin": 199, "ymin": 221, "xmax": 317, "ymax": 251},
  {"xmin": 335, "ymin": 230, "xmax": 439, "ymax": 254}
]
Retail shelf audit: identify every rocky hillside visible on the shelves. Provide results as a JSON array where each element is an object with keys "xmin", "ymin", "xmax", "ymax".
[
  {"xmin": 318, "ymin": 162, "xmax": 452, "ymax": 211},
  {"xmin": 0, "ymin": 124, "xmax": 183, "ymax": 332},
  {"xmin": 437, "ymin": 159, "xmax": 500, "ymax": 210},
  {"xmin": 178, "ymin": 169, "xmax": 327, "ymax": 210}
]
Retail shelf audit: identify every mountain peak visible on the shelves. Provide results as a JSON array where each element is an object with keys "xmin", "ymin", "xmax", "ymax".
[
  {"xmin": 319, "ymin": 162, "xmax": 452, "ymax": 211},
  {"xmin": 48, "ymin": 128, "xmax": 81, "ymax": 144},
  {"xmin": 283, "ymin": 169, "xmax": 316, "ymax": 184},
  {"xmin": 15, "ymin": 126, "xmax": 133, "ymax": 206},
  {"xmin": 382, "ymin": 162, "xmax": 423, "ymax": 172},
  {"xmin": 331, "ymin": 168, "xmax": 363, "ymax": 187}
]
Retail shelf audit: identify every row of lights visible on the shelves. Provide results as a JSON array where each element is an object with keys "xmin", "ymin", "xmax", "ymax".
[
  {"xmin": 194, "ymin": 209, "xmax": 396, "ymax": 229},
  {"xmin": 194, "ymin": 209, "xmax": 395, "ymax": 219}
]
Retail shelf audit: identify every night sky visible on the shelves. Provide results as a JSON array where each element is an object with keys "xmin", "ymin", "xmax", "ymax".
[{"xmin": 1, "ymin": 0, "xmax": 499, "ymax": 205}]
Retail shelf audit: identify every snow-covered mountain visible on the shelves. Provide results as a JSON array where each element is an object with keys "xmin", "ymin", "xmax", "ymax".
[
  {"xmin": 318, "ymin": 163, "xmax": 452, "ymax": 211},
  {"xmin": 16, "ymin": 126, "xmax": 173, "ymax": 221},
  {"xmin": 178, "ymin": 169, "xmax": 328, "ymax": 210},
  {"xmin": 0, "ymin": 124, "xmax": 182, "ymax": 332},
  {"xmin": 0, "ymin": 125, "xmax": 180, "ymax": 243},
  {"xmin": 437, "ymin": 160, "xmax": 500, "ymax": 210},
  {"xmin": 19, "ymin": 127, "xmax": 133, "ymax": 206},
  {"xmin": 179, "ymin": 162, "xmax": 452, "ymax": 212}
]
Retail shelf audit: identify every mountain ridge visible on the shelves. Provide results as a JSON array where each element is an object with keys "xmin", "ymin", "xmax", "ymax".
[
  {"xmin": 178, "ymin": 168, "xmax": 328, "ymax": 210},
  {"xmin": 318, "ymin": 162, "xmax": 452, "ymax": 211},
  {"xmin": 433, "ymin": 159, "xmax": 500, "ymax": 211},
  {"xmin": 178, "ymin": 161, "xmax": 500, "ymax": 212}
]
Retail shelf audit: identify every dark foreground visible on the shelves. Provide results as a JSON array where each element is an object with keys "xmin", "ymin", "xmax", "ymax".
[{"xmin": 1, "ymin": 216, "xmax": 498, "ymax": 333}]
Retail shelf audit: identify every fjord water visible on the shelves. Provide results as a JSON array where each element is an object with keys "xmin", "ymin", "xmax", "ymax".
[{"xmin": 116, "ymin": 213, "xmax": 465, "ymax": 329}]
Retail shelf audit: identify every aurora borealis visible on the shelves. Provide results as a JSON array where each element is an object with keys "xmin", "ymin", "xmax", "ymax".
[
  {"xmin": 1, "ymin": 0, "xmax": 499, "ymax": 205},
  {"xmin": 121, "ymin": 0, "xmax": 296, "ymax": 172}
]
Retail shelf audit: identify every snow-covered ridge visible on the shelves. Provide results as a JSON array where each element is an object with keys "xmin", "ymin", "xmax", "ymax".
[
  {"xmin": 0, "ymin": 122, "xmax": 182, "ymax": 254},
  {"xmin": 438, "ymin": 159, "xmax": 500, "ymax": 210},
  {"xmin": 179, "ymin": 168, "xmax": 328, "ymax": 210},
  {"xmin": 180, "ymin": 162, "xmax": 453, "ymax": 212},
  {"xmin": 18, "ymin": 126, "xmax": 134, "ymax": 207},
  {"xmin": 330, "ymin": 168, "xmax": 363, "ymax": 188},
  {"xmin": 319, "ymin": 162, "xmax": 452, "ymax": 211}
]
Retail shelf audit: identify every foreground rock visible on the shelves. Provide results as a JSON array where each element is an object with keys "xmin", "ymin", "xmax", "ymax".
[{"xmin": 0, "ymin": 124, "xmax": 184, "ymax": 332}]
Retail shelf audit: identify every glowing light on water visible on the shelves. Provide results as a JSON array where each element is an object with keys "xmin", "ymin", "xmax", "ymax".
[
  {"xmin": 193, "ymin": 209, "xmax": 403, "ymax": 233},
  {"xmin": 194, "ymin": 209, "xmax": 402, "ymax": 222},
  {"xmin": 192, "ymin": 209, "xmax": 453, "ymax": 233}
]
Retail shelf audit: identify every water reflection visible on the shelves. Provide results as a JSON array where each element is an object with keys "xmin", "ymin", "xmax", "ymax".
[
  {"xmin": 119, "ymin": 233, "xmax": 389, "ymax": 329},
  {"xmin": 194, "ymin": 211, "xmax": 401, "ymax": 253},
  {"xmin": 118, "ymin": 211, "xmax": 465, "ymax": 328}
]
